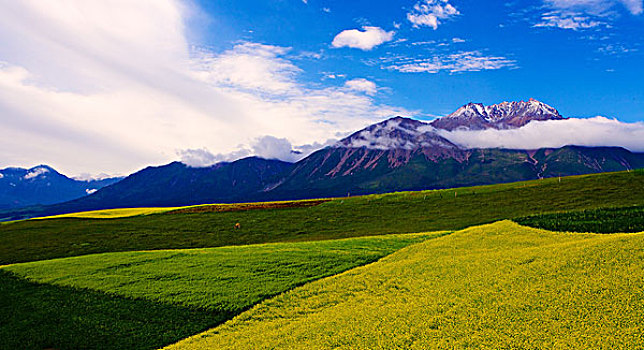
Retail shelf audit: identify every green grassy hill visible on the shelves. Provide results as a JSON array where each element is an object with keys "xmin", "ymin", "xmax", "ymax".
[
  {"xmin": 1, "ymin": 170, "xmax": 643, "ymax": 264},
  {"xmin": 167, "ymin": 221, "xmax": 644, "ymax": 350},
  {"xmin": 0, "ymin": 233, "xmax": 440, "ymax": 350},
  {"xmin": 2, "ymin": 170, "xmax": 643, "ymax": 350}
]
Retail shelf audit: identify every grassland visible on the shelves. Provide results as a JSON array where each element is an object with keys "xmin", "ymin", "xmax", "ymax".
[
  {"xmin": 167, "ymin": 221, "xmax": 644, "ymax": 350},
  {"xmin": 516, "ymin": 205, "xmax": 644, "ymax": 233},
  {"xmin": 0, "ymin": 233, "xmax": 441, "ymax": 350},
  {"xmin": 1, "ymin": 170, "xmax": 643, "ymax": 264}
]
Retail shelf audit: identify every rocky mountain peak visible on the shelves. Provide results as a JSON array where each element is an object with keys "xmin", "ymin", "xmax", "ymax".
[{"xmin": 431, "ymin": 99, "xmax": 564, "ymax": 131}]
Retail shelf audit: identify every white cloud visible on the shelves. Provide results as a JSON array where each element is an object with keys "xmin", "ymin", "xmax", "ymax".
[
  {"xmin": 0, "ymin": 1, "xmax": 410, "ymax": 176},
  {"xmin": 546, "ymin": 0, "xmax": 642, "ymax": 14},
  {"xmin": 620, "ymin": 0, "xmax": 644, "ymax": 14},
  {"xmin": 344, "ymin": 78, "xmax": 378, "ymax": 95},
  {"xmin": 407, "ymin": 0, "xmax": 460, "ymax": 29},
  {"xmin": 251, "ymin": 136, "xmax": 299, "ymax": 162},
  {"xmin": 534, "ymin": 11, "xmax": 604, "ymax": 29},
  {"xmin": 386, "ymin": 51, "xmax": 517, "ymax": 73},
  {"xmin": 534, "ymin": 0, "xmax": 642, "ymax": 31},
  {"xmin": 179, "ymin": 135, "xmax": 338, "ymax": 166},
  {"xmin": 331, "ymin": 26, "xmax": 395, "ymax": 50},
  {"xmin": 436, "ymin": 117, "xmax": 644, "ymax": 152},
  {"xmin": 452, "ymin": 37, "xmax": 466, "ymax": 43}
]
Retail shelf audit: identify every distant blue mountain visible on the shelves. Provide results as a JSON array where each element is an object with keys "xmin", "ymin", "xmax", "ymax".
[{"xmin": 0, "ymin": 165, "xmax": 122, "ymax": 210}]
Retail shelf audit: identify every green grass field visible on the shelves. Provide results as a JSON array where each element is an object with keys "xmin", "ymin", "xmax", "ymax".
[
  {"xmin": 167, "ymin": 221, "xmax": 644, "ymax": 350},
  {"xmin": 1, "ymin": 170, "xmax": 643, "ymax": 264},
  {"xmin": 0, "ymin": 233, "xmax": 441, "ymax": 350},
  {"xmin": 516, "ymin": 205, "xmax": 644, "ymax": 233},
  {"xmin": 2, "ymin": 170, "xmax": 644, "ymax": 349}
]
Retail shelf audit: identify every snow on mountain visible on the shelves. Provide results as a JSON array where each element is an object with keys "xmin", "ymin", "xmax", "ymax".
[
  {"xmin": 336, "ymin": 116, "xmax": 459, "ymax": 150},
  {"xmin": 23, "ymin": 166, "xmax": 51, "ymax": 180},
  {"xmin": 74, "ymin": 173, "xmax": 119, "ymax": 182},
  {"xmin": 431, "ymin": 98, "xmax": 564, "ymax": 131}
]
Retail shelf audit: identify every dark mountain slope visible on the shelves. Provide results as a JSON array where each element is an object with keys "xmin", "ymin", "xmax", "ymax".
[{"xmin": 0, "ymin": 165, "xmax": 122, "ymax": 210}]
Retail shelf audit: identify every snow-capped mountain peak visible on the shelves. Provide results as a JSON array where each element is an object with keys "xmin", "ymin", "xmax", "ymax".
[
  {"xmin": 336, "ymin": 116, "xmax": 459, "ymax": 150},
  {"xmin": 431, "ymin": 99, "xmax": 564, "ymax": 131},
  {"xmin": 23, "ymin": 166, "xmax": 52, "ymax": 180}
]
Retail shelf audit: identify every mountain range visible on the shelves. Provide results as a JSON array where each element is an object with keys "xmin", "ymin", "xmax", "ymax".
[
  {"xmin": 2, "ymin": 99, "xmax": 643, "ymax": 220},
  {"xmin": 0, "ymin": 166, "xmax": 122, "ymax": 210}
]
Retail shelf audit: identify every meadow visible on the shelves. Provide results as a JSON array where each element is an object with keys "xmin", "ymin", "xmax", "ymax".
[
  {"xmin": 1, "ymin": 170, "xmax": 642, "ymax": 264},
  {"xmin": 167, "ymin": 221, "xmax": 644, "ymax": 350},
  {"xmin": 0, "ymin": 233, "xmax": 441, "ymax": 350},
  {"xmin": 1, "ymin": 170, "xmax": 643, "ymax": 349}
]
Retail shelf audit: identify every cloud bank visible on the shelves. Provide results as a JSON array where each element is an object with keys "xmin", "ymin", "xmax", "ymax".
[
  {"xmin": 436, "ymin": 117, "xmax": 644, "ymax": 152},
  {"xmin": 0, "ymin": 1, "xmax": 408, "ymax": 176}
]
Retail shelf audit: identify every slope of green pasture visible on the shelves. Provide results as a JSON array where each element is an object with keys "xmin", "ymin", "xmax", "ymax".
[
  {"xmin": 168, "ymin": 221, "xmax": 644, "ymax": 350},
  {"xmin": 1, "ymin": 170, "xmax": 643, "ymax": 264},
  {"xmin": 516, "ymin": 205, "xmax": 644, "ymax": 233},
  {"xmin": 1, "ymin": 232, "xmax": 440, "ymax": 350}
]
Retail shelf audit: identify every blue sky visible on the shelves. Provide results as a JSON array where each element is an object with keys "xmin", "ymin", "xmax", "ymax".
[
  {"xmin": 0, "ymin": 0, "xmax": 642, "ymax": 176},
  {"xmin": 194, "ymin": 0, "xmax": 644, "ymax": 120}
]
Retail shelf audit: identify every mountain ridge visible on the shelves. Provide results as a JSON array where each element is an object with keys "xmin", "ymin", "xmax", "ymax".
[{"xmin": 2, "ymin": 99, "xmax": 643, "ymax": 220}]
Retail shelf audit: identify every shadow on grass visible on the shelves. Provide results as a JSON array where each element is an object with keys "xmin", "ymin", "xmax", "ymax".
[{"xmin": 0, "ymin": 270, "xmax": 223, "ymax": 350}]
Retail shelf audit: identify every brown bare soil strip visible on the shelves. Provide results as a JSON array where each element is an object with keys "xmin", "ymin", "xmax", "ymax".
[{"xmin": 165, "ymin": 199, "xmax": 331, "ymax": 214}]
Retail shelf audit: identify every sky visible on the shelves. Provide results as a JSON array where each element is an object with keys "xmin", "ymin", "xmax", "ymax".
[{"xmin": 0, "ymin": 0, "xmax": 643, "ymax": 177}]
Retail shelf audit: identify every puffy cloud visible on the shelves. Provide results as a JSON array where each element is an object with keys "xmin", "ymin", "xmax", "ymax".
[
  {"xmin": 178, "ymin": 148, "xmax": 248, "ymax": 167},
  {"xmin": 331, "ymin": 26, "xmax": 395, "ymax": 51},
  {"xmin": 436, "ymin": 117, "xmax": 644, "ymax": 152},
  {"xmin": 344, "ymin": 78, "xmax": 378, "ymax": 95},
  {"xmin": 407, "ymin": 0, "xmax": 460, "ymax": 29},
  {"xmin": 0, "ymin": 1, "xmax": 409, "ymax": 176},
  {"xmin": 386, "ymin": 51, "xmax": 517, "ymax": 73},
  {"xmin": 179, "ymin": 135, "xmax": 338, "ymax": 166}
]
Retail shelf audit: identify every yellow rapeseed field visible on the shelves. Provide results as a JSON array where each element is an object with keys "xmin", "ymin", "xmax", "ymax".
[
  {"xmin": 33, "ymin": 207, "xmax": 182, "ymax": 219},
  {"xmin": 166, "ymin": 221, "xmax": 644, "ymax": 349}
]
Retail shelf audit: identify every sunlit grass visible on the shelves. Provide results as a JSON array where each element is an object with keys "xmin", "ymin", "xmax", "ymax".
[
  {"xmin": 1, "ymin": 232, "xmax": 442, "ymax": 350},
  {"xmin": 33, "ymin": 207, "xmax": 181, "ymax": 219},
  {"xmin": 167, "ymin": 221, "xmax": 644, "ymax": 350}
]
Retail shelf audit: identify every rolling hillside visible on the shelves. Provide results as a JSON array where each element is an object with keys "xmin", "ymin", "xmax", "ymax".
[
  {"xmin": 167, "ymin": 221, "xmax": 644, "ymax": 350},
  {"xmin": 1, "ymin": 170, "xmax": 643, "ymax": 264},
  {"xmin": 0, "ymin": 233, "xmax": 441, "ymax": 350}
]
